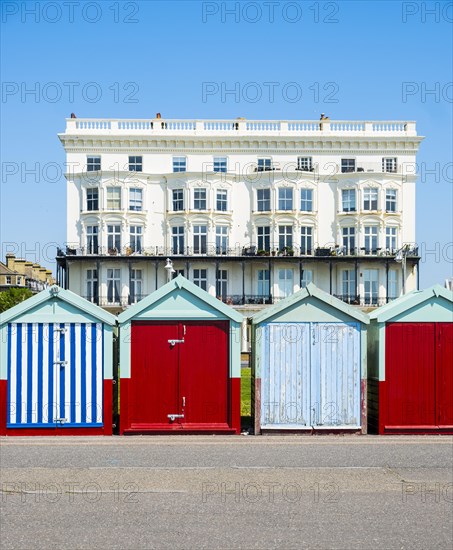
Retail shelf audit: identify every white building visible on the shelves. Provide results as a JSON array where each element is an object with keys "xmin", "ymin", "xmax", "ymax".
[{"xmin": 57, "ymin": 116, "xmax": 423, "ymax": 312}]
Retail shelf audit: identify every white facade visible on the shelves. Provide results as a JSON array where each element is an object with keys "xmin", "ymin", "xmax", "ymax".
[{"xmin": 58, "ymin": 117, "xmax": 423, "ymax": 311}]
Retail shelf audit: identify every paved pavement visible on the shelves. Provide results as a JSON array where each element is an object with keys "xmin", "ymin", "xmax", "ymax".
[{"xmin": 1, "ymin": 436, "xmax": 452, "ymax": 549}]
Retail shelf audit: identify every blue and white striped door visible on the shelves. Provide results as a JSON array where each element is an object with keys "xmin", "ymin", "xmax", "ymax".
[{"xmin": 7, "ymin": 323, "xmax": 104, "ymax": 428}]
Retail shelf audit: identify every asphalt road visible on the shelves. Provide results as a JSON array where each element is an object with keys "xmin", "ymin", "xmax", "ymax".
[{"xmin": 1, "ymin": 435, "xmax": 452, "ymax": 549}]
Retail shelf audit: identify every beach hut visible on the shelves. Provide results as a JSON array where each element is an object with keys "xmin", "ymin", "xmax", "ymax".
[
  {"xmin": 118, "ymin": 276, "xmax": 242, "ymax": 434},
  {"xmin": 368, "ymin": 285, "xmax": 453, "ymax": 434},
  {"xmin": 0, "ymin": 286, "xmax": 116, "ymax": 435},
  {"xmin": 251, "ymin": 283, "xmax": 369, "ymax": 434}
]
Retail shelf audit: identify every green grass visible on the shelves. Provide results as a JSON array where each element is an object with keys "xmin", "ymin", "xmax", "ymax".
[{"xmin": 241, "ymin": 368, "xmax": 251, "ymax": 417}]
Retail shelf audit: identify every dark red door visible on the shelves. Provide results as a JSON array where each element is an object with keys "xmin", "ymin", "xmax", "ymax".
[
  {"xmin": 385, "ymin": 323, "xmax": 436, "ymax": 429},
  {"xmin": 179, "ymin": 321, "xmax": 229, "ymax": 428},
  {"xmin": 129, "ymin": 322, "xmax": 179, "ymax": 428},
  {"xmin": 128, "ymin": 321, "xmax": 229, "ymax": 431},
  {"xmin": 437, "ymin": 323, "xmax": 453, "ymax": 428}
]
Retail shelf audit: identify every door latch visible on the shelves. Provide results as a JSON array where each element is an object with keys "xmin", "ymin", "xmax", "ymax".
[
  {"xmin": 167, "ymin": 414, "xmax": 184, "ymax": 422},
  {"xmin": 168, "ymin": 339, "xmax": 185, "ymax": 346},
  {"xmin": 54, "ymin": 360, "xmax": 67, "ymax": 367}
]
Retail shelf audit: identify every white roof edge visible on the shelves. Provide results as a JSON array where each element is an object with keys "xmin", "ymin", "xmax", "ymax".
[
  {"xmin": 369, "ymin": 284, "xmax": 453, "ymax": 322},
  {"xmin": 251, "ymin": 283, "xmax": 369, "ymax": 325},
  {"xmin": 0, "ymin": 285, "xmax": 116, "ymax": 325},
  {"xmin": 118, "ymin": 275, "xmax": 243, "ymax": 324}
]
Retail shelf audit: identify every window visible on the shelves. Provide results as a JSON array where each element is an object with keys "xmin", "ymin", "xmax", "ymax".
[
  {"xmin": 130, "ymin": 269, "xmax": 142, "ymax": 304},
  {"xmin": 216, "ymin": 269, "xmax": 228, "ymax": 298},
  {"xmin": 5, "ymin": 275, "xmax": 11, "ymax": 285},
  {"xmin": 257, "ymin": 226, "xmax": 270, "ymax": 252},
  {"xmin": 107, "ymin": 224, "xmax": 121, "ymax": 252},
  {"xmin": 363, "ymin": 188, "xmax": 378, "ymax": 211},
  {"xmin": 107, "ymin": 187, "xmax": 121, "ymax": 210},
  {"xmin": 173, "ymin": 157, "xmax": 186, "ymax": 172},
  {"xmin": 297, "ymin": 156, "xmax": 313, "ymax": 171},
  {"xmin": 213, "ymin": 157, "xmax": 227, "ymax": 173},
  {"xmin": 193, "ymin": 269, "xmax": 207, "ymax": 291},
  {"xmin": 172, "ymin": 189, "xmax": 184, "ymax": 211},
  {"xmin": 364, "ymin": 226, "xmax": 378, "ymax": 254},
  {"xmin": 385, "ymin": 189, "xmax": 397, "ymax": 212},
  {"xmin": 342, "ymin": 270, "xmax": 356, "ymax": 301},
  {"xmin": 342, "ymin": 226, "xmax": 356, "ymax": 254},
  {"xmin": 216, "ymin": 226, "xmax": 228, "ymax": 254},
  {"xmin": 388, "ymin": 270, "xmax": 398, "ymax": 300},
  {"xmin": 301, "ymin": 269, "xmax": 313, "ymax": 288},
  {"xmin": 173, "ymin": 269, "xmax": 185, "ymax": 278},
  {"xmin": 278, "ymin": 225, "xmax": 293, "ymax": 251},
  {"xmin": 257, "ymin": 270, "xmax": 270, "ymax": 296},
  {"xmin": 194, "ymin": 189, "xmax": 207, "ymax": 210},
  {"xmin": 129, "ymin": 188, "xmax": 143, "ymax": 211},
  {"xmin": 17, "ymin": 277, "xmax": 22, "ymax": 285},
  {"xmin": 216, "ymin": 190, "xmax": 228, "ymax": 211},
  {"xmin": 278, "ymin": 269, "xmax": 293, "ymax": 299},
  {"xmin": 300, "ymin": 189, "xmax": 313, "ymax": 212},
  {"xmin": 129, "ymin": 226, "xmax": 143, "ymax": 252},
  {"xmin": 386, "ymin": 227, "xmax": 397, "ymax": 252},
  {"xmin": 300, "ymin": 226, "xmax": 313, "ymax": 255},
  {"xmin": 342, "ymin": 189, "xmax": 356, "ymax": 212},
  {"xmin": 341, "ymin": 158, "xmax": 356, "ymax": 173},
  {"xmin": 382, "ymin": 157, "xmax": 397, "ymax": 173},
  {"xmin": 193, "ymin": 225, "xmax": 207, "ymax": 254},
  {"xmin": 128, "ymin": 156, "xmax": 142, "ymax": 172},
  {"xmin": 86, "ymin": 269, "xmax": 98, "ymax": 303},
  {"xmin": 363, "ymin": 269, "xmax": 379, "ymax": 306},
  {"xmin": 257, "ymin": 189, "xmax": 271, "ymax": 211},
  {"xmin": 86, "ymin": 225, "xmax": 99, "ymax": 254},
  {"xmin": 87, "ymin": 156, "xmax": 101, "ymax": 172},
  {"xmin": 278, "ymin": 188, "xmax": 293, "ymax": 210},
  {"xmin": 107, "ymin": 269, "xmax": 121, "ymax": 304},
  {"xmin": 86, "ymin": 188, "xmax": 99, "ymax": 211},
  {"xmin": 257, "ymin": 158, "xmax": 272, "ymax": 171},
  {"xmin": 172, "ymin": 226, "xmax": 185, "ymax": 254}
]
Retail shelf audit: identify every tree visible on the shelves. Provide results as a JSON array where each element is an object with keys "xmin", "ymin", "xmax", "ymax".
[{"xmin": 0, "ymin": 288, "xmax": 33, "ymax": 312}]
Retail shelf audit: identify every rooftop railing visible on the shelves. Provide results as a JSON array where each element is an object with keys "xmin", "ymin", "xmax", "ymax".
[{"xmin": 63, "ymin": 118, "xmax": 417, "ymax": 137}]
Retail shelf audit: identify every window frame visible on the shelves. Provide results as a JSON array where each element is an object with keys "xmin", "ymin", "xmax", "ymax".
[
  {"xmin": 216, "ymin": 189, "xmax": 228, "ymax": 212},
  {"xmin": 128, "ymin": 155, "xmax": 143, "ymax": 172},
  {"xmin": 341, "ymin": 158, "xmax": 356, "ymax": 173},
  {"xmin": 86, "ymin": 156, "xmax": 101, "ymax": 172},
  {"xmin": 278, "ymin": 187, "xmax": 293, "ymax": 211},
  {"xmin": 173, "ymin": 156, "xmax": 187, "ymax": 173},
  {"xmin": 194, "ymin": 188, "xmax": 207, "ymax": 210},
  {"xmin": 172, "ymin": 189, "xmax": 184, "ymax": 211},
  {"xmin": 86, "ymin": 187, "xmax": 99, "ymax": 211},
  {"xmin": 297, "ymin": 156, "xmax": 313, "ymax": 172},
  {"xmin": 213, "ymin": 157, "xmax": 227, "ymax": 173},
  {"xmin": 106, "ymin": 187, "xmax": 122, "ymax": 210},
  {"xmin": 193, "ymin": 268, "xmax": 208, "ymax": 291},
  {"xmin": 300, "ymin": 188, "xmax": 313, "ymax": 212},
  {"xmin": 363, "ymin": 187, "xmax": 379, "ymax": 211},
  {"xmin": 129, "ymin": 188, "xmax": 143, "ymax": 212},
  {"xmin": 257, "ymin": 188, "xmax": 271, "ymax": 212}
]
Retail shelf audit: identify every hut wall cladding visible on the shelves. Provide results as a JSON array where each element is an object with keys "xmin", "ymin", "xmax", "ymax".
[
  {"xmin": 383, "ymin": 322, "xmax": 453, "ymax": 433},
  {"xmin": 259, "ymin": 322, "xmax": 361, "ymax": 430},
  {"xmin": 6, "ymin": 323, "xmax": 104, "ymax": 428}
]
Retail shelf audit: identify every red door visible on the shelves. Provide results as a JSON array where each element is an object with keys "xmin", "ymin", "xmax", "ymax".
[
  {"xmin": 128, "ymin": 321, "xmax": 230, "ymax": 431},
  {"xmin": 129, "ymin": 322, "xmax": 179, "ymax": 429},
  {"xmin": 437, "ymin": 323, "xmax": 453, "ymax": 428},
  {"xmin": 179, "ymin": 321, "xmax": 229, "ymax": 428},
  {"xmin": 385, "ymin": 323, "xmax": 436, "ymax": 429}
]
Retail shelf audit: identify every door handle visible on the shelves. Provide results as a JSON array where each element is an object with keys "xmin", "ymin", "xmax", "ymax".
[{"xmin": 182, "ymin": 396, "xmax": 186, "ymax": 408}]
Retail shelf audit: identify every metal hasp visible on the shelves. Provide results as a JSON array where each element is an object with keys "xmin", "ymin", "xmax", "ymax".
[
  {"xmin": 167, "ymin": 414, "xmax": 184, "ymax": 422},
  {"xmin": 54, "ymin": 360, "xmax": 67, "ymax": 367},
  {"xmin": 168, "ymin": 339, "xmax": 185, "ymax": 346}
]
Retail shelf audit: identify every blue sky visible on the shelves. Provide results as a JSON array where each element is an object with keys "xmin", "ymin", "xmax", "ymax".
[{"xmin": 1, "ymin": 0, "xmax": 452, "ymax": 287}]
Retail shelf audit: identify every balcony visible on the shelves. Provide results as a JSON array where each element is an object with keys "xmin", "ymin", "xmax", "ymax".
[{"xmin": 58, "ymin": 244, "xmax": 419, "ymax": 260}]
